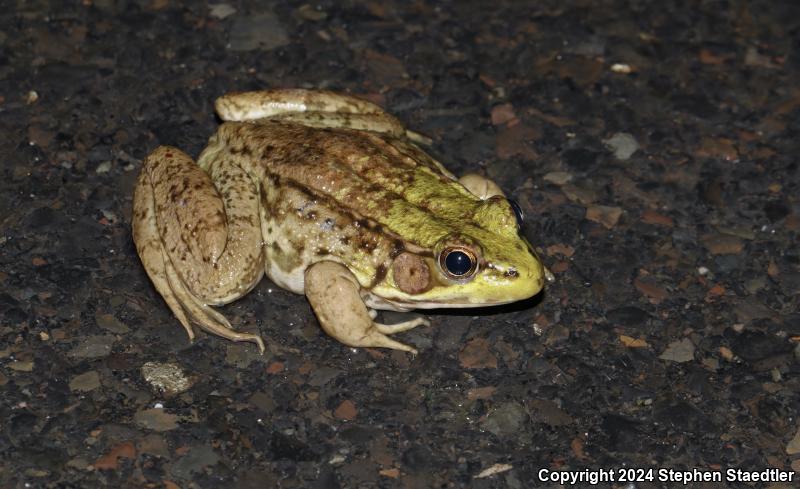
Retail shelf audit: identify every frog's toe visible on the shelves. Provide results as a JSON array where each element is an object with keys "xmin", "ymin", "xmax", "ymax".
[
  {"xmin": 358, "ymin": 331, "xmax": 418, "ymax": 355},
  {"xmin": 373, "ymin": 317, "xmax": 429, "ymax": 335}
]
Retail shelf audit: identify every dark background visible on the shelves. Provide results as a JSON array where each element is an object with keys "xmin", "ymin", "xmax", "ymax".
[{"xmin": 1, "ymin": 1, "xmax": 799, "ymax": 487}]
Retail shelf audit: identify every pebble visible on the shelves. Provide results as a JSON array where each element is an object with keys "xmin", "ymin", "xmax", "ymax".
[
  {"xmin": 490, "ymin": 103, "xmax": 516, "ymax": 125},
  {"xmin": 68, "ymin": 335, "xmax": 116, "ymax": 359},
  {"xmin": 133, "ymin": 408, "xmax": 179, "ymax": 432},
  {"xmin": 562, "ymin": 183, "xmax": 598, "ymax": 205},
  {"xmin": 334, "ymin": 400, "xmax": 357, "ymax": 420},
  {"xmin": 296, "ymin": 4, "xmax": 327, "ymax": 21},
  {"xmin": 529, "ymin": 399, "xmax": 573, "ymax": 426},
  {"xmin": 634, "ymin": 276, "xmax": 669, "ymax": 303},
  {"xmin": 481, "ymin": 402, "xmax": 528, "ymax": 438},
  {"xmin": 95, "ymin": 312, "xmax": 129, "ymax": 334},
  {"xmin": 475, "ymin": 463, "xmax": 513, "ymax": 479},
  {"xmin": 542, "ymin": 171, "xmax": 573, "ymax": 185},
  {"xmin": 545, "ymin": 324, "xmax": 571, "ymax": 345},
  {"xmin": 138, "ymin": 434, "xmax": 170, "ymax": 458},
  {"xmin": 170, "ymin": 445, "xmax": 221, "ymax": 478},
  {"xmin": 25, "ymin": 90, "xmax": 39, "ymax": 104},
  {"xmin": 731, "ymin": 331, "xmax": 792, "ymax": 363},
  {"xmin": 786, "ymin": 427, "xmax": 800, "ymax": 455},
  {"xmin": 603, "ymin": 132, "xmax": 640, "ymax": 160},
  {"xmin": 619, "ymin": 335, "xmax": 649, "ymax": 348},
  {"xmin": 8, "ymin": 360, "xmax": 34, "ymax": 372},
  {"xmin": 209, "ymin": 3, "xmax": 236, "ymax": 19},
  {"xmin": 610, "ymin": 63, "xmax": 633, "ymax": 73},
  {"xmin": 225, "ymin": 342, "xmax": 267, "ymax": 367},
  {"xmin": 586, "ymin": 205, "xmax": 623, "ymax": 228},
  {"xmin": 95, "ymin": 161, "xmax": 112, "ymax": 174},
  {"xmin": 659, "ymin": 338, "xmax": 695, "ymax": 363},
  {"xmin": 640, "ymin": 209, "xmax": 674, "ymax": 227},
  {"xmin": 702, "ymin": 233, "xmax": 744, "ymax": 255},
  {"xmin": 719, "ymin": 346, "xmax": 735, "ymax": 362},
  {"xmin": 458, "ymin": 338, "xmax": 498, "ymax": 369},
  {"xmin": 69, "ymin": 371, "xmax": 101, "ymax": 392},
  {"xmin": 467, "ymin": 386, "xmax": 496, "ymax": 400},
  {"xmin": 141, "ymin": 362, "xmax": 193, "ymax": 396},
  {"xmin": 228, "ymin": 13, "xmax": 289, "ymax": 51}
]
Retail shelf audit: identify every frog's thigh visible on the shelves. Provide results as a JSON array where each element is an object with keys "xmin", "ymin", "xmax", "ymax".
[
  {"xmin": 458, "ymin": 173, "xmax": 506, "ymax": 199},
  {"xmin": 304, "ymin": 261, "xmax": 419, "ymax": 354}
]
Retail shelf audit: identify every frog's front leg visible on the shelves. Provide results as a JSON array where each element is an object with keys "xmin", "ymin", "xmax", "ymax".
[{"xmin": 304, "ymin": 261, "xmax": 426, "ymax": 354}]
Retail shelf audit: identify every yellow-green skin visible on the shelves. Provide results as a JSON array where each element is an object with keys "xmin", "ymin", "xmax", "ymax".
[{"xmin": 132, "ymin": 89, "xmax": 545, "ymax": 354}]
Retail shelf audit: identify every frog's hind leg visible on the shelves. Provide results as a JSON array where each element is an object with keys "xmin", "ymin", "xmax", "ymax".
[
  {"xmin": 214, "ymin": 89, "xmax": 431, "ymax": 143},
  {"xmin": 304, "ymin": 261, "xmax": 423, "ymax": 354},
  {"xmin": 132, "ymin": 146, "xmax": 266, "ymax": 352},
  {"xmin": 133, "ymin": 168, "xmax": 196, "ymax": 341},
  {"xmin": 216, "ymin": 89, "xmax": 391, "ymax": 121}
]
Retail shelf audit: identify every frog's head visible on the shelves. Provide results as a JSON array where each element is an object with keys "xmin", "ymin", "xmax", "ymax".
[{"xmin": 380, "ymin": 196, "xmax": 545, "ymax": 308}]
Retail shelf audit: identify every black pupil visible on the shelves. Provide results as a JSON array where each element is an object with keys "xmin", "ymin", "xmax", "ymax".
[
  {"xmin": 509, "ymin": 199, "xmax": 524, "ymax": 227},
  {"xmin": 445, "ymin": 250, "xmax": 472, "ymax": 276}
]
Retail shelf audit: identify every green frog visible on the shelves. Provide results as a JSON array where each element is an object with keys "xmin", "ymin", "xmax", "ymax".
[{"xmin": 132, "ymin": 89, "xmax": 545, "ymax": 354}]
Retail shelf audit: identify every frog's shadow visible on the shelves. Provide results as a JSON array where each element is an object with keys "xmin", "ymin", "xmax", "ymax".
[{"xmin": 424, "ymin": 288, "xmax": 546, "ymax": 318}]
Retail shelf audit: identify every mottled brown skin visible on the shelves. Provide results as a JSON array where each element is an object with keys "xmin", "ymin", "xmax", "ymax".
[{"xmin": 132, "ymin": 89, "xmax": 545, "ymax": 354}]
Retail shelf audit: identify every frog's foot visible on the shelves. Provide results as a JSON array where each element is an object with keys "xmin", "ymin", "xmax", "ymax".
[
  {"xmin": 162, "ymin": 260, "xmax": 266, "ymax": 353},
  {"xmin": 304, "ymin": 261, "xmax": 423, "ymax": 354},
  {"xmin": 458, "ymin": 173, "xmax": 506, "ymax": 199}
]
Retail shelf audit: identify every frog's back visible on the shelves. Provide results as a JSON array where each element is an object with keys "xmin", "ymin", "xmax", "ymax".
[{"xmin": 203, "ymin": 120, "xmax": 484, "ymax": 250}]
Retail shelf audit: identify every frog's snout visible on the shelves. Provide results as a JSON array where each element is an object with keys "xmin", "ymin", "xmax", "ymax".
[{"xmin": 515, "ymin": 254, "xmax": 546, "ymax": 299}]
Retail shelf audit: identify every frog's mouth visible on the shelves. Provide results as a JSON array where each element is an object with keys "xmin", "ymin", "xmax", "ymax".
[
  {"xmin": 364, "ymin": 293, "xmax": 520, "ymax": 312},
  {"xmin": 403, "ymin": 297, "xmax": 523, "ymax": 309},
  {"xmin": 370, "ymin": 270, "xmax": 546, "ymax": 310}
]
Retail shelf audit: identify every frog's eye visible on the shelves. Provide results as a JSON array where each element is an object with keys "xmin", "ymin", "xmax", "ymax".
[
  {"xmin": 439, "ymin": 247, "xmax": 478, "ymax": 279},
  {"xmin": 508, "ymin": 198, "xmax": 524, "ymax": 228}
]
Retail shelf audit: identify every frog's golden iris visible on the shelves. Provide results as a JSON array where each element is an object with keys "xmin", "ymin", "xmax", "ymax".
[{"xmin": 132, "ymin": 89, "xmax": 546, "ymax": 354}]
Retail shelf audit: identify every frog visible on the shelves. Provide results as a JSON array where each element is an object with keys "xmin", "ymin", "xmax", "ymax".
[{"xmin": 132, "ymin": 89, "xmax": 546, "ymax": 354}]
